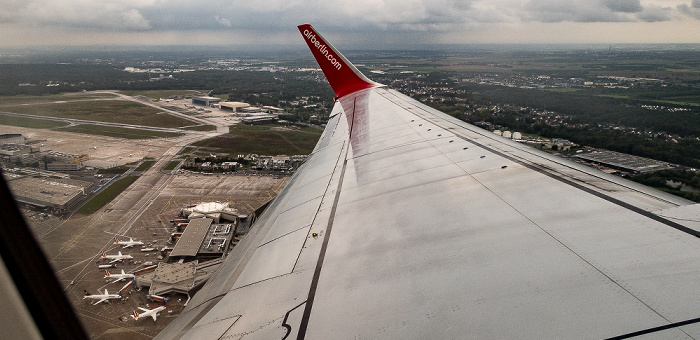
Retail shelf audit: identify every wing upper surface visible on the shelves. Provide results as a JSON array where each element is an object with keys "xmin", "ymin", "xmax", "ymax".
[{"xmin": 155, "ymin": 27, "xmax": 700, "ymax": 340}]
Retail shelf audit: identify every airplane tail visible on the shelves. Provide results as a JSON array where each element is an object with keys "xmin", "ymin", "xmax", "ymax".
[
  {"xmin": 101, "ymin": 253, "xmax": 107, "ymax": 258},
  {"xmin": 105, "ymin": 270, "xmax": 111, "ymax": 277},
  {"xmin": 83, "ymin": 290, "xmax": 90, "ymax": 296},
  {"xmin": 131, "ymin": 311, "xmax": 139, "ymax": 320},
  {"xmin": 297, "ymin": 24, "xmax": 381, "ymax": 99},
  {"xmin": 114, "ymin": 237, "xmax": 120, "ymax": 244}
]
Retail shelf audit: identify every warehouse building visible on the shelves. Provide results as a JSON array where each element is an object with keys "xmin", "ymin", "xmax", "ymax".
[
  {"xmin": 46, "ymin": 162, "xmax": 83, "ymax": 171},
  {"xmin": 241, "ymin": 115, "xmax": 277, "ymax": 125},
  {"xmin": 219, "ymin": 101, "xmax": 250, "ymax": 112},
  {"xmin": 574, "ymin": 150, "xmax": 672, "ymax": 173},
  {"xmin": 192, "ymin": 96, "xmax": 222, "ymax": 106},
  {"xmin": 6, "ymin": 176, "xmax": 93, "ymax": 213},
  {"xmin": 0, "ymin": 134, "xmax": 26, "ymax": 145}
]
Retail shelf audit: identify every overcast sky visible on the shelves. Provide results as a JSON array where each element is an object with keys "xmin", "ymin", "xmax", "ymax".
[{"xmin": 1, "ymin": 0, "xmax": 700, "ymax": 47}]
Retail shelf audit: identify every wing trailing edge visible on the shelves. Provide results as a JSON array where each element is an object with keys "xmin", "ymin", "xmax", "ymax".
[{"xmin": 298, "ymin": 24, "xmax": 382, "ymax": 99}]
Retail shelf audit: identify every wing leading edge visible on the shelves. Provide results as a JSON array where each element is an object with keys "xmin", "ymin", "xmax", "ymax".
[{"xmin": 156, "ymin": 26, "xmax": 700, "ymax": 339}]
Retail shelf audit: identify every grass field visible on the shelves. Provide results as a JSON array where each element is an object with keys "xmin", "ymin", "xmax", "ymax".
[
  {"xmin": 77, "ymin": 176, "xmax": 138, "ymax": 214},
  {"xmin": 179, "ymin": 146, "xmax": 194, "ymax": 154},
  {"xmin": 193, "ymin": 124, "xmax": 322, "ymax": 155},
  {"xmin": 163, "ymin": 160, "xmax": 180, "ymax": 170},
  {"xmin": 542, "ymin": 88, "xmax": 579, "ymax": 93},
  {"xmin": 182, "ymin": 125, "xmax": 216, "ymax": 131},
  {"xmin": 118, "ymin": 90, "xmax": 204, "ymax": 99},
  {"xmin": 0, "ymin": 115, "xmax": 69, "ymax": 129},
  {"xmin": 135, "ymin": 160, "xmax": 155, "ymax": 171},
  {"xmin": 0, "ymin": 93, "xmax": 117, "ymax": 106},
  {"xmin": 1, "ymin": 100, "xmax": 193, "ymax": 128},
  {"xmin": 651, "ymin": 99, "xmax": 700, "ymax": 107},
  {"xmin": 97, "ymin": 166, "xmax": 130, "ymax": 175},
  {"xmin": 58, "ymin": 124, "xmax": 182, "ymax": 139}
]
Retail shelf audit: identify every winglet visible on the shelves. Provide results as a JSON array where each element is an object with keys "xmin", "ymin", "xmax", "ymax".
[{"xmin": 298, "ymin": 24, "xmax": 382, "ymax": 99}]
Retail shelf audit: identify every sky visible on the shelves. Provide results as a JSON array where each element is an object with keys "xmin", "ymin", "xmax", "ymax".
[{"xmin": 1, "ymin": 0, "xmax": 700, "ymax": 47}]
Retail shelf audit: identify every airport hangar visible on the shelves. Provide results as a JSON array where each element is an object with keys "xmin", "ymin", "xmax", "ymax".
[{"xmin": 4, "ymin": 174, "xmax": 92, "ymax": 214}]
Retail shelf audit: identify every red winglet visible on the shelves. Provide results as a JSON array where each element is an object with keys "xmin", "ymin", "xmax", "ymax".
[{"xmin": 298, "ymin": 24, "xmax": 382, "ymax": 99}]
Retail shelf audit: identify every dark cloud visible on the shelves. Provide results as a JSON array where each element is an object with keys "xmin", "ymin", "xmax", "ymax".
[
  {"xmin": 522, "ymin": 0, "xmax": 677, "ymax": 23},
  {"xmin": 636, "ymin": 7, "xmax": 672, "ymax": 22},
  {"xmin": 0, "ymin": 0, "xmax": 689, "ymax": 41},
  {"xmin": 678, "ymin": 1, "xmax": 700, "ymax": 19},
  {"xmin": 604, "ymin": 0, "xmax": 642, "ymax": 13},
  {"xmin": 523, "ymin": 1, "xmax": 630, "ymax": 23}
]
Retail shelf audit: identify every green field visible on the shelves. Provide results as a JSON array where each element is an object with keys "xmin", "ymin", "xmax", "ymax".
[
  {"xmin": 1, "ymin": 100, "xmax": 193, "ymax": 128},
  {"xmin": 77, "ymin": 176, "xmax": 138, "ymax": 214},
  {"xmin": 542, "ymin": 88, "xmax": 579, "ymax": 93},
  {"xmin": 179, "ymin": 146, "xmax": 194, "ymax": 154},
  {"xmin": 96, "ymin": 165, "xmax": 130, "ymax": 175},
  {"xmin": 118, "ymin": 90, "xmax": 204, "ymax": 99},
  {"xmin": 0, "ymin": 93, "xmax": 117, "ymax": 106},
  {"xmin": 58, "ymin": 124, "xmax": 182, "ymax": 139},
  {"xmin": 651, "ymin": 99, "xmax": 700, "ymax": 107},
  {"xmin": 163, "ymin": 160, "xmax": 180, "ymax": 170},
  {"xmin": 193, "ymin": 124, "xmax": 322, "ymax": 155},
  {"xmin": 135, "ymin": 160, "xmax": 155, "ymax": 171},
  {"xmin": 182, "ymin": 125, "xmax": 216, "ymax": 131},
  {"xmin": 0, "ymin": 115, "xmax": 68, "ymax": 129}
]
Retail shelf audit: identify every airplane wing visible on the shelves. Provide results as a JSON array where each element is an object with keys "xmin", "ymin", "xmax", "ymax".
[
  {"xmin": 93, "ymin": 298, "xmax": 107, "ymax": 306},
  {"xmin": 155, "ymin": 25, "xmax": 700, "ymax": 339},
  {"xmin": 138, "ymin": 307, "xmax": 149, "ymax": 312},
  {"xmin": 151, "ymin": 313, "xmax": 158, "ymax": 322}
]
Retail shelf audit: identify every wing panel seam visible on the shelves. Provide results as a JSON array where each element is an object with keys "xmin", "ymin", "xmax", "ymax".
[{"xmin": 296, "ymin": 157, "xmax": 349, "ymax": 340}]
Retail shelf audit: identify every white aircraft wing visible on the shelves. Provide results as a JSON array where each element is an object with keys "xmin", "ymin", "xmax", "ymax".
[
  {"xmin": 151, "ymin": 313, "xmax": 158, "ymax": 322},
  {"xmin": 138, "ymin": 307, "xmax": 149, "ymax": 312},
  {"xmin": 155, "ymin": 24, "xmax": 700, "ymax": 340},
  {"xmin": 93, "ymin": 298, "xmax": 108, "ymax": 305}
]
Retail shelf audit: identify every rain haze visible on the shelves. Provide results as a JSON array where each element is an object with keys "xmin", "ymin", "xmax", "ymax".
[{"xmin": 1, "ymin": 0, "xmax": 700, "ymax": 47}]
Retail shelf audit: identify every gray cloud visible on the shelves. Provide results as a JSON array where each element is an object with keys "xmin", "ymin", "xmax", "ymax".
[
  {"xmin": 603, "ymin": 0, "xmax": 642, "ymax": 13},
  {"xmin": 679, "ymin": 1, "xmax": 700, "ymax": 19},
  {"xmin": 522, "ymin": 1, "xmax": 631, "ymax": 22},
  {"xmin": 521, "ymin": 0, "xmax": 680, "ymax": 23},
  {"xmin": 2, "ymin": 0, "xmax": 151, "ymax": 30},
  {"xmin": 215, "ymin": 16, "xmax": 232, "ymax": 27},
  {"xmin": 636, "ymin": 6, "xmax": 672, "ymax": 22},
  {"xmin": 0, "ymin": 0, "xmax": 692, "ymax": 38}
]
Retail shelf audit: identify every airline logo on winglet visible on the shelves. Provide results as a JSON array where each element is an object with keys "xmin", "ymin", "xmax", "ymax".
[
  {"xmin": 298, "ymin": 24, "xmax": 382, "ymax": 99},
  {"xmin": 303, "ymin": 29, "xmax": 342, "ymax": 71}
]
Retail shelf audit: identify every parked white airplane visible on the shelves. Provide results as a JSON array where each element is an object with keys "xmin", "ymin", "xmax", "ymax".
[
  {"xmin": 114, "ymin": 237, "xmax": 144, "ymax": 248},
  {"xmin": 83, "ymin": 289, "xmax": 121, "ymax": 305},
  {"xmin": 101, "ymin": 251, "xmax": 133, "ymax": 264},
  {"xmin": 104, "ymin": 269, "xmax": 135, "ymax": 283},
  {"xmin": 132, "ymin": 306, "xmax": 167, "ymax": 321}
]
